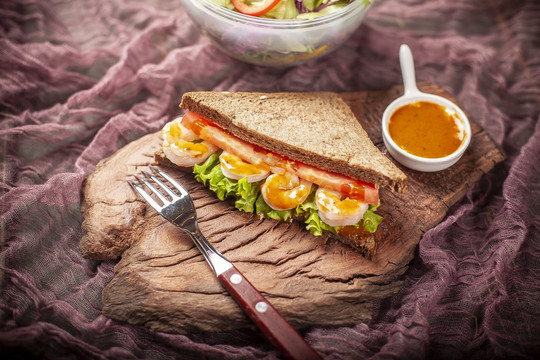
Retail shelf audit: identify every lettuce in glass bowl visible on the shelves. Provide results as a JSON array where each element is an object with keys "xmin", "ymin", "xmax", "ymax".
[{"xmin": 181, "ymin": 0, "xmax": 373, "ymax": 66}]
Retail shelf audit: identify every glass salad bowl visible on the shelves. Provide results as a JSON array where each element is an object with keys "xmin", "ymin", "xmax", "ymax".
[{"xmin": 181, "ymin": 0, "xmax": 374, "ymax": 67}]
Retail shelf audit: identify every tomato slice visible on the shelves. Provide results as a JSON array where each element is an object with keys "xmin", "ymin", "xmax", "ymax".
[
  {"xmin": 182, "ymin": 112, "xmax": 380, "ymax": 205},
  {"xmin": 291, "ymin": 162, "xmax": 379, "ymax": 206},
  {"xmin": 231, "ymin": 0, "xmax": 282, "ymax": 17},
  {"xmin": 182, "ymin": 112, "xmax": 272, "ymax": 171}
]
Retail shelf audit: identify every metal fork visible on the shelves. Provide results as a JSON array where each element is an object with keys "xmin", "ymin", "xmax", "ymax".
[{"xmin": 129, "ymin": 166, "xmax": 322, "ymax": 360}]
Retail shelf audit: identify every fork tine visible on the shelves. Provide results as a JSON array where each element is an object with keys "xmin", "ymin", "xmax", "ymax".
[
  {"xmin": 150, "ymin": 165, "xmax": 189, "ymax": 197},
  {"xmin": 138, "ymin": 172, "xmax": 171, "ymax": 205},
  {"xmin": 128, "ymin": 178, "xmax": 163, "ymax": 211},
  {"xmin": 143, "ymin": 170, "xmax": 178, "ymax": 200}
]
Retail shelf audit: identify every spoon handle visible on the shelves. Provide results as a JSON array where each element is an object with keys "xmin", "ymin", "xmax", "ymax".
[{"xmin": 399, "ymin": 44, "xmax": 420, "ymax": 95}]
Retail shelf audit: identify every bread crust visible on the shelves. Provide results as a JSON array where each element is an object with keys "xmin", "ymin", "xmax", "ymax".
[{"xmin": 180, "ymin": 91, "xmax": 407, "ymax": 193}]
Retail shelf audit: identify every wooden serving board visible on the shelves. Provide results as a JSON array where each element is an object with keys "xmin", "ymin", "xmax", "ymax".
[{"xmin": 80, "ymin": 84, "xmax": 505, "ymax": 334}]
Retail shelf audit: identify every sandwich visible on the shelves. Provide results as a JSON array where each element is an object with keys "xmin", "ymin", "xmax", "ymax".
[{"xmin": 154, "ymin": 91, "xmax": 407, "ymax": 259}]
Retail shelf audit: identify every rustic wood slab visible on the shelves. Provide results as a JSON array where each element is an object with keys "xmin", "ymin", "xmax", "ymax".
[{"xmin": 80, "ymin": 84, "xmax": 505, "ymax": 334}]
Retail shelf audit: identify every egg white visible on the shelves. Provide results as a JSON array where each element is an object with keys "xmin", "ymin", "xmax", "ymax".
[
  {"xmin": 315, "ymin": 188, "xmax": 368, "ymax": 227},
  {"xmin": 219, "ymin": 152, "xmax": 269, "ymax": 183}
]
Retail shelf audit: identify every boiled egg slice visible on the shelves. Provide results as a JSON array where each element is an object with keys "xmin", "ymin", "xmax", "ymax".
[
  {"xmin": 162, "ymin": 117, "xmax": 218, "ymax": 167},
  {"xmin": 315, "ymin": 188, "xmax": 368, "ymax": 227},
  {"xmin": 219, "ymin": 151, "xmax": 269, "ymax": 183},
  {"xmin": 261, "ymin": 172, "xmax": 312, "ymax": 211}
]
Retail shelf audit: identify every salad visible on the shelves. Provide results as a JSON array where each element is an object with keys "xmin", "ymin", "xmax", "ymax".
[{"xmin": 209, "ymin": 0, "xmax": 370, "ymax": 20}]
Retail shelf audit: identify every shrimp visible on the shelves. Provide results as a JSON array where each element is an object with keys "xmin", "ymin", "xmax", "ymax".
[
  {"xmin": 261, "ymin": 172, "xmax": 312, "ymax": 211},
  {"xmin": 219, "ymin": 151, "xmax": 269, "ymax": 183},
  {"xmin": 162, "ymin": 117, "xmax": 219, "ymax": 167},
  {"xmin": 315, "ymin": 188, "xmax": 369, "ymax": 227}
]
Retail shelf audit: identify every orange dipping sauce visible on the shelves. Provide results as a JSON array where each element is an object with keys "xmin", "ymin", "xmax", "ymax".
[{"xmin": 388, "ymin": 101, "xmax": 466, "ymax": 158}]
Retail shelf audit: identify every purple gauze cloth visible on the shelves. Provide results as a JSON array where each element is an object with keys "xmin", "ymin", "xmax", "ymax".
[{"xmin": 1, "ymin": 0, "xmax": 539, "ymax": 359}]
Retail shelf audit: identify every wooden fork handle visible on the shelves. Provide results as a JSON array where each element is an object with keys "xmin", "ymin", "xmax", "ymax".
[{"xmin": 218, "ymin": 266, "xmax": 322, "ymax": 360}]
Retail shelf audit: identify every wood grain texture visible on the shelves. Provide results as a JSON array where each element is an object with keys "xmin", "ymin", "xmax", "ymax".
[{"xmin": 80, "ymin": 84, "xmax": 505, "ymax": 334}]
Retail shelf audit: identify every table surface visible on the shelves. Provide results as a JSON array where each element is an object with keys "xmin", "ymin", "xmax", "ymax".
[{"xmin": 1, "ymin": 0, "xmax": 539, "ymax": 359}]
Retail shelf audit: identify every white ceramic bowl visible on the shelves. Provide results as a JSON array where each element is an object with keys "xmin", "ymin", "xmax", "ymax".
[
  {"xmin": 381, "ymin": 45, "xmax": 471, "ymax": 172},
  {"xmin": 181, "ymin": 0, "xmax": 373, "ymax": 67}
]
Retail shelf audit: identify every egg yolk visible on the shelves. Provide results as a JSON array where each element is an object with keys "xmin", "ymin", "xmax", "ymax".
[
  {"xmin": 173, "ymin": 141, "xmax": 208, "ymax": 157},
  {"xmin": 167, "ymin": 121, "xmax": 183, "ymax": 139},
  {"xmin": 315, "ymin": 189, "xmax": 362, "ymax": 216},
  {"xmin": 165, "ymin": 122, "xmax": 210, "ymax": 158},
  {"xmin": 220, "ymin": 152, "xmax": 265, "ymax": 176},
  {"xmin": 262, "ymin": 173, "xmax": 311, "ymax": 210}
]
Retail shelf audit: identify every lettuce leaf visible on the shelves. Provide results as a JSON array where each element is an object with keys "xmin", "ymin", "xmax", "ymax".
[
  {"xmin": 362, "ymin": 201, "xmax": 383, "ymax": 233},
  {"xmin": 194, "ymin": 151, "xmax": 260, "ymax": 212},
  {"xmin": 192, "ymin": 151, "xmax": 382, "ymax": 235},
  {"xmin": 296, "ymin": 189, "xmax": 336, "ymax": 236},
  {"xmin": 255, "ymin": 195, "xmax": 294, "ymax": 222}
]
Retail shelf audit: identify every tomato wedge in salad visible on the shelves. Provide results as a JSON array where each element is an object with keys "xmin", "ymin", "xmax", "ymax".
[
  {"xmin": 231, "ymin": 0, "xmax": 281, "ymax": 17},
  {"xmin": 182, "ymin": 112, "xmax": 380, "ymax": 205}
]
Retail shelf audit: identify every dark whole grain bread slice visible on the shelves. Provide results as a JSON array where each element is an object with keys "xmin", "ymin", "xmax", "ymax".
[{"xmin": 180, "ymin": 91, "xmax": 407, "ymax": 193}]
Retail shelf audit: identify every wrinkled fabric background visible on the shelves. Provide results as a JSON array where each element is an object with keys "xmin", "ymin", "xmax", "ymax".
[{"xmin": 1, "ymin": 0, "xmax": 539, "ymax": 359}]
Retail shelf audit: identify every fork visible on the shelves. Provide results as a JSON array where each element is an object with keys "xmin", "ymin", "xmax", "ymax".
[{"xmin": 129, "ymin": 166, "xmax": 322, "ymax": 360}]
